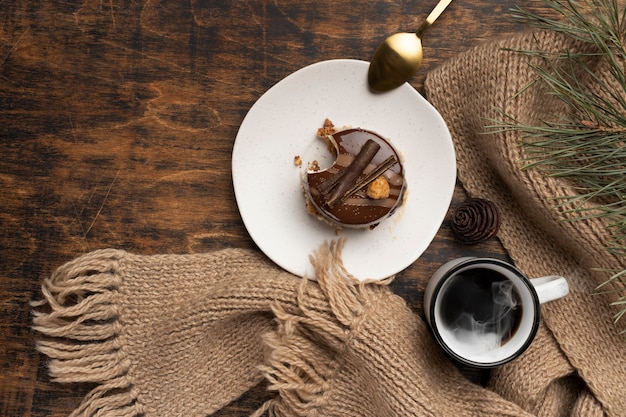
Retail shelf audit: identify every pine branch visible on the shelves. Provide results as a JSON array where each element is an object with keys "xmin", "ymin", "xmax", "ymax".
[{"xmin": 495, "ymin": 0, "xmax": 626, "ymax": 330}]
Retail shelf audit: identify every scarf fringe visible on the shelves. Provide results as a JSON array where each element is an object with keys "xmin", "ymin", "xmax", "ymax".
[
  {"xmin": 32, "ymin": 249, "xmax": 140, "ymax": 417},
  {"xmin": 255, "ymin": 239, "xmax": 391, "ymax": 417}
]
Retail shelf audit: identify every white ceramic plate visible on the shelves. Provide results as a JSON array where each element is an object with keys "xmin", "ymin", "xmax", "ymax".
[{"xmin": 232, "ymin": 59, "xmax": 456, "ymax": 280}]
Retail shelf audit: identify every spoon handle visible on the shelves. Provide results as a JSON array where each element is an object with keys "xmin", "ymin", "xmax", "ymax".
[{"xmin": 416, "ymin": 0, "xmax": 453, "ymax": 38}]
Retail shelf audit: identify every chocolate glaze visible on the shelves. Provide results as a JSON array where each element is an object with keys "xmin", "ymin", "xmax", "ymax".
[{"xmin": 305, "ymin": 128, "xmax": 406, "ymax": 228}]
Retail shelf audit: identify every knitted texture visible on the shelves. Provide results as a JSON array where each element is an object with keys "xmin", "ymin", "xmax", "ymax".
[
  {"xmin": 425, "ymin": 29, "xmax": 626, "ymax": 416},
  {"xmin": 33, "ymin": 241, "xmax": 534, "ymax": 417}
]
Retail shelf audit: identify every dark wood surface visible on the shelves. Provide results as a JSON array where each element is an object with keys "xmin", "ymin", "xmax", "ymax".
[{"xmin": 1, "ymin": 1, "xmax": 556, "ymax": 416}]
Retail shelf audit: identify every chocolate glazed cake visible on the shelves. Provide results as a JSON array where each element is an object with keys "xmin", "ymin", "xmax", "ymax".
[{"xmin": 304, "ymin": 120, "xmax": 407, "ymax": 229}]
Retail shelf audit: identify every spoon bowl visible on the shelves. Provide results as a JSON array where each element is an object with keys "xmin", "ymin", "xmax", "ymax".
[
  {"xmin": 368, "ymin": 0, "xmax": 453, "ymax": 92},
  {"xmin": 368, "ymin": 33, "xmax": 423, "ymax": 93}
]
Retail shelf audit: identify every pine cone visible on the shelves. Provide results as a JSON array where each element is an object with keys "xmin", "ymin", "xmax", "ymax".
[{"xmin": 451, "ymin": 198, "xmax": 500, "ymax": 244}]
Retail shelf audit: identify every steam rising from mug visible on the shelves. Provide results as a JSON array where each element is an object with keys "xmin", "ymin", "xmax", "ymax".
[{"xmin": 441, "ymin": 272, "xmax": 522, "ymax": 355}]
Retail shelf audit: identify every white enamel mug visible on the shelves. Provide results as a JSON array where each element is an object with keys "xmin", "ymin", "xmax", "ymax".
[{"xmin": 423, "ymin": 257, "xmax": 569, "ymax": 368}]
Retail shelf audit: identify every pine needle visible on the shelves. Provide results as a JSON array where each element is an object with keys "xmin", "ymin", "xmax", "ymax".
[{"xmin": 494, "ymin": 0, "xmax": 626, "ymax": 331}]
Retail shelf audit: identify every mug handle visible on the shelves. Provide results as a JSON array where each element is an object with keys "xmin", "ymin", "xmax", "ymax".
[{"xmin": 530, "ymin": 276, "xmax": 570, "ymax": 304}]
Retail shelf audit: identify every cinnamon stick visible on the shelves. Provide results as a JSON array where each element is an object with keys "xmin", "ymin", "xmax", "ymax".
[{"xmin": 326, "ymin": 139, "xmax": 380, "ymax": 208}]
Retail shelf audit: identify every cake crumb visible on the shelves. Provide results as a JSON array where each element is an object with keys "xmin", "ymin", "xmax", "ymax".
[
  {"xmin": 317, "ymin": 118, "xmax": 336, "ymax": 137},
  {"xmin": 307, "ymin": 160, "xmax": 320, "ymax": 172},
  {"xmin": 294, "ymin": 155, "xmax": 302, "ymax": 166},
  {"xmin": 306, "ymin": 200, "xmax": 317, "ymax": 215}
]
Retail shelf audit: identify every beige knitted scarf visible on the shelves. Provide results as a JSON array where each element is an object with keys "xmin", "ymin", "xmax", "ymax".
[{"xmin": 34, "ymin": 30, "xmax": 625, "ymax": 417}]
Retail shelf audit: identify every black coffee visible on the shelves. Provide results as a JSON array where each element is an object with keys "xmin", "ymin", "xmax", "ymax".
[{"xmin": 439, "ymin": 267, "xmax": 523, "ymax": 346}]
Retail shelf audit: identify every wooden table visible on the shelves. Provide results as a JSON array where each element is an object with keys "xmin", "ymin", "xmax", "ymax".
[{"xmin": 1, "ymin": 1, "xmax": 555, "ymax": 416}]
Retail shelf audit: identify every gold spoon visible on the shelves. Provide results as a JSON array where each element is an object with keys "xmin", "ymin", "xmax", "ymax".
[{"xmin": 368, "ymin": 0, "xmax": 453, "ymax": 92}]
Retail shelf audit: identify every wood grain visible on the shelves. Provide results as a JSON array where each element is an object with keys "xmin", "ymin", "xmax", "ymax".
[{"xmin": 1, "ymin": 1, "xmax": 554, "ymax": 415}]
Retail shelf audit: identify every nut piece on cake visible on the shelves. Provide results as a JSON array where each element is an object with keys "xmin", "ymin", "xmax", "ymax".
[{"xmin": 367, "ymin": 176, "xmax": 391, "ymax": 200}]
